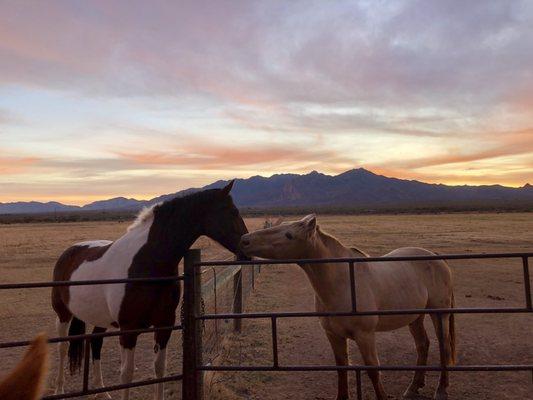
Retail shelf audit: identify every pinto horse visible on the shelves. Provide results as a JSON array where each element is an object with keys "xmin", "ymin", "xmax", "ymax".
[
  {"xmin": 51, "ymin": 181, "xmax": 247, "ymax": 400},
  {"xmin": 240, "ymin": 215, "xmax": 456, "ymax": 400}
]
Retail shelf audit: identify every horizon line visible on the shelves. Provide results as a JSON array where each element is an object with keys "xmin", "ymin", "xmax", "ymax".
[{"xmin": 1, "ymin": 167, "xmax": 530, "ymax": 207}]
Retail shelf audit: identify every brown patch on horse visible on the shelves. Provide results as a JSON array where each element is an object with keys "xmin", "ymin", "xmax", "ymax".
[
  {"xmin": 51, "ymin": 243, "xmax": 112, "ymax": 322},
  {"xmin": 0, "ymin": 333, "xmax": 49, "ymax": 400}
]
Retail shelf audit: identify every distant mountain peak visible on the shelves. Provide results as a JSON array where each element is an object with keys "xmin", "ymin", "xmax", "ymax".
[
  {"xmin": 1, "ymin": 168, "xmax": 531, "ymax": 214},
  {"xmin": 337, "ymin": 167, "xmax": 374, "ymax": 176}
]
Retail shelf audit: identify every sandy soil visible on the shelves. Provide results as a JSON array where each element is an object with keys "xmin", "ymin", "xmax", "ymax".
[{"xmin": 0, "ymin": 213, "xmax": 531, "ymax": 399}]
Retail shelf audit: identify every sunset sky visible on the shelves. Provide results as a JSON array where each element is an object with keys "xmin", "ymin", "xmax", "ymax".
[{"xmin": 1, "ymin": 0, "xmax": 532, "ymax": 205}]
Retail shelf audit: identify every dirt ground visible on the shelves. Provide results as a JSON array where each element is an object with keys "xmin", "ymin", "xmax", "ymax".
[{"xmin": 0, "ymin": 213, "xmax": 532, "ymax": 399}]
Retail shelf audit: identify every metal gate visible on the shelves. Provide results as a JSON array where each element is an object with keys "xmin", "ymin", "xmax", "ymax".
[
  {"xmin": 183, "ymin": 251, "xmax": 533, "ymax": 400},
  {"xmin": 1, "ymin": 251, "xmax": 531, "ymax": 399}
]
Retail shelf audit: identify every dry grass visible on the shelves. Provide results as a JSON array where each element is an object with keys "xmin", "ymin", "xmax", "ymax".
[{"xmin": 0, "ymin": 213, "xmax": 531, "ymax": 399}]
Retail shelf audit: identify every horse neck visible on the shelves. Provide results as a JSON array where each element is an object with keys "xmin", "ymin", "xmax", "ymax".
[
  {"xmin": 139, "ymin": 211, "xmax": 201, "ymax": 276},
  {"xmin": 298, "ymin": 229, "xmax": 353, "ymax": 306}
]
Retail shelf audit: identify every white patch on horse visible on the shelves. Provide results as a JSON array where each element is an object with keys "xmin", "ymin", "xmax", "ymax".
[
  {"xmin": 127, "ymin": 204, "xmax": 158, "ymax": 232},
  {"xmin": 75, "ymin": 240, "xmax": 113, "ymax": 248},
  {"xmin": 69, "ymin": 219, "xmax": 153, "ymax": 328}
]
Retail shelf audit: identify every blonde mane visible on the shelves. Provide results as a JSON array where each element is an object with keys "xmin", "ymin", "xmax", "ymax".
[
  {"xmin": 316, "ymin": 227, "xmax": 369, "ymax": 257},
  {"xmin": 127, "ymin": 204, "xmax": 158, "ymax": 232}
]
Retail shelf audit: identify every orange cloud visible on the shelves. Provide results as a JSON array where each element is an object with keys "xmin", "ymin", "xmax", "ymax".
[
  {"xmin": 116, "ymin": 140, "xmax": 354, "ymax": 171},
  {"xmin": 0, "ymin": 155, "xmax": 40, "ymax": 174},
  {"xmin": 377, "ymin": 129, "xmax": 533, "ymax": 170}
]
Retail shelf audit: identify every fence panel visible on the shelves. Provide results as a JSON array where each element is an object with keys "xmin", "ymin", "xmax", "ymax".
[{"xmin": 188, "ymin": 252, "xmax": 533, "ymax": 400}]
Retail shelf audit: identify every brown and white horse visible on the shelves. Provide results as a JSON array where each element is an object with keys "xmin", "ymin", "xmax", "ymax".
[
  {"xmin": 51, "ymin": 182, "xmax": 248, "ymax": 400},
  {"xmin": 240, "ymin": 215, "xmax": 456, "ymax": 400}
]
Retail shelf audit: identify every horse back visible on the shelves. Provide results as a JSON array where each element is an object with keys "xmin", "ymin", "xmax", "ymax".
[{"xmin": 383, "ymin": 247, "xmax": 453, "ymax": 305}]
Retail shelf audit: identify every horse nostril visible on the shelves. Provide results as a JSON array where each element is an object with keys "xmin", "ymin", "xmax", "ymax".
[{"xmin": 241, "ymin": 239, "xmax": 250, "ymax": 247}]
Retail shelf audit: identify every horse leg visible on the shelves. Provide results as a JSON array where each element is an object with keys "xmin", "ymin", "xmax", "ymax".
[
  {"xmin": 325, "ymin": 330, "xmax": 349, "ymax": 400},
  {"xmin": 403, "ymin": 315, "xmax": 430, "ymax": 398},
  {"xmin": 91, "ymin": 327, "xmax": 111, "ymax": 399},
  {"xmin": 119, "ymin": 333, "xmax": 138, "ymax": 400},
  {"xmin": 153, "ymin": 325, "xmax": 173, "ymax": 400},
  {"xmin": 54, "ymin": 317, "xmax": 71, "ymax": 395},
  {"xmin": 430, "ymin": 314, "xmax": 452, "ymax": 400},
  {"xmin": 354, "ymin": 331, "xmax": 389, "ymax": 400}
]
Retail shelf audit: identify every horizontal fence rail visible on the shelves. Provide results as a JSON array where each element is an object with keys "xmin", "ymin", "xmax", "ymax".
[
  {"xmin": 0, "ymin": 325, "xmax": 183, "ymax": 349},
  {"xmin": 0, "ymin": 275, "xmax": 184, "ymax": 290},
  {"xmin": 189, "ymin": 251, "xmax": 533, "ymax": 400},
  {"xmin": 196, "ymin": 252, "xmax": 533, "ymax": 266}
]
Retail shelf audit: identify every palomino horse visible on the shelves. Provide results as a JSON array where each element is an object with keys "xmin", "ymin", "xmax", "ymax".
[
  {"xmin": 51, "ymin": 181, "xmax": 248, "ymax": 400},
  {"xmin": 0, "ymin": 334, "xmax": 49, "ymax": 400},
  {"xmin": 239, "ymin": 215, "xmax": 456, "ymax": 400}
]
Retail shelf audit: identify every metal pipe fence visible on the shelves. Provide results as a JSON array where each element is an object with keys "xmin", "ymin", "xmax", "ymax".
[
  {"xmin": 1, "ymin": 251, "xmax": 531, "ymax": 400},
  {"xmin": 186, "ymin": 251, "xmax": 533, "ymax": 400},
  {"xmin": 0, "ymin": 251, "xmax": 261, "ymax": 399},
  {"xmin": 0, "ymin": 275, "xmax": 185, "ymax": 399}
]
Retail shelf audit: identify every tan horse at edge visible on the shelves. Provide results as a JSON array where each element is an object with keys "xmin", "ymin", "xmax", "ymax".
[
  {"xmin": 0, "ymin": 334, "xmax": 49, "ymax": 400},
  {"xmin": 239, "ymin": 214, "xmax": 456, "ymax": 400}
]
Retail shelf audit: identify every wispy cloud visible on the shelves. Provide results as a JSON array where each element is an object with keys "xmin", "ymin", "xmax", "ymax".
[
  {"xmin": 117, "ymin": 139, "xmax": 354, "ymax": 172},
  {"xmin": 378, "ymin": 129, "xmax": 533, "ymax": 170},
  {"xmin": 0, "ymin": 155, "xmax": 40, "ymax": 174},
  {"xmin": 0, "ymin": 0, "xmax": 532, "ymax": 202}
]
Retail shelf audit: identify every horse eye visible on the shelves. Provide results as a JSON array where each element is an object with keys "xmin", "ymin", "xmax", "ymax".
[{"xmin": 285, "ymin": 232, "xmax": 293, "ymax": 240}]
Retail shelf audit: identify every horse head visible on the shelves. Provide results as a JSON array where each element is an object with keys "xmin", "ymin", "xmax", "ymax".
[
  {"xmin": 239, "ymin": 214, "xmax": 317, "ymax": 259},
  {"xmin": 200, "ymin": 180, "xmax": 249, "ymax": 259}
]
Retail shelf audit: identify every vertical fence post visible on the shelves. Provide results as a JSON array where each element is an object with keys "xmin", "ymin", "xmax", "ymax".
[
  {"xmin": 349, "ymin": 262, "xmax": 357, "ymax": 312},
  {"xmin": 233, "ymin": 266, "xmax": 243, "ymax": 333},
  {"xmin": 182, "ymin": 249, "xmax": 203, "ymax": 400},
  {"xmin": 356, "ymin": 370, "xmax": 363, "ymax": 400},
  {"xmin": 522, "ymin": 256, "xmax": 532, "ymax": 310},
  {"xmin": 82, "ymin": 338, "xmax": 91, "ymax": 393},
  {"xmin": 251, "ymin": 264, "xmax": 255, "ymax": 290}
]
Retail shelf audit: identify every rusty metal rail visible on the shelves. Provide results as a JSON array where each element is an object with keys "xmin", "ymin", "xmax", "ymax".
[{"xmin": 187, "ymin": 251, "xmax": 533, "ymax": 400}]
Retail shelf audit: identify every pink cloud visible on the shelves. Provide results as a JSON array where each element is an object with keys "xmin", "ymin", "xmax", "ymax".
[
  {"xmin": 0, "ymin": 155, "xmax": 40, "ymax": 174},
  {"xmin": 116, "ymin": 140, "xmax": 354, "ymax": 171}
]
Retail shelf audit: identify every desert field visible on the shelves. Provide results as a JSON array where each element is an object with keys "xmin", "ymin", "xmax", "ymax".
[{"xmin": 0, "ymin": 213, "xmax": 532, "ymax": 399}]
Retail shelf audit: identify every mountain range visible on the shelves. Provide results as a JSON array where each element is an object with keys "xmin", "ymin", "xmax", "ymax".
[{"xmin": 1, "ymin": 168, "xmax": 532, "ymax": 214}]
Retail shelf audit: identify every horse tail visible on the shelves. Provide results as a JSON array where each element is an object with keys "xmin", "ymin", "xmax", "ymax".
[
  {"xmin": 68, "ymin": 317, "xmax": 86, "ymax": 375},
  {"xmin": 449, "ymin": 291, "xmax": 457, "ymax": 365},
  {"xmin": 0, "ymin": 333, "xmax": 49, "ymax": 400}
]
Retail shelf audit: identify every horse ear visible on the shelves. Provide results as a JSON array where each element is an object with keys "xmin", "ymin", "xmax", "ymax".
[
  {"xmin": 302, "ymin": 214, "xmax": 317, "ymax": 231},
  {"xmin": 221, "ymin": 180, "xmax": 235, "ymax": 196}
]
